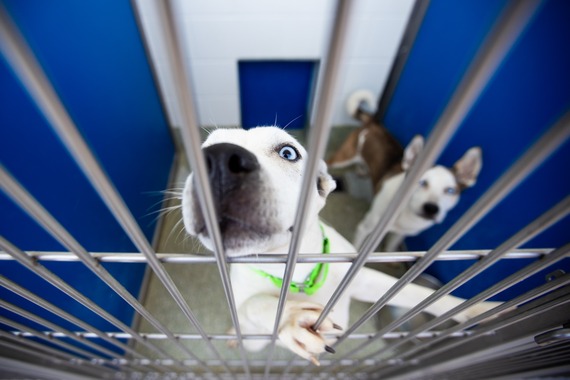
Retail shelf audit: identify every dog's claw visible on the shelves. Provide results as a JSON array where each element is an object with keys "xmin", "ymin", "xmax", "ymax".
[
  {"xmin": 310, "ymin": 356, "xmax": 320, "ymax": 366},
  {"xmin": 333, "ymin": 323, "xmax": 343, "ymax": 331},
  {"xmin": 325, "ymin": 345, "xmax": 336, "ymax": 354}
]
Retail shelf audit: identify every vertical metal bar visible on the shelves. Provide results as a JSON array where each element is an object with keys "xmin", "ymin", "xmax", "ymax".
[
  {"xmin": 0, "ymin": 4, "xmax": 226, "ymax": 375},
  {"xmin": 263, "ymin": 0, "xmax": 355, "ymax": 375},
  {"xmin": 312, "ymin": 0, "xmax": 543, "ymax": 331},
  {"xmin": 136, "ymin": 0, "xmax": 249, "ymax": 377}
]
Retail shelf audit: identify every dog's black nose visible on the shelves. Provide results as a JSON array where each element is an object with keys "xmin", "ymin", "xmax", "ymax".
[
  {"xmin": 203, "ymin": 143, "xmax": 260, "ymax": 183},
  {"xmin": 423, "ymin": 202, "xmax": 439, "ymax": 217}
]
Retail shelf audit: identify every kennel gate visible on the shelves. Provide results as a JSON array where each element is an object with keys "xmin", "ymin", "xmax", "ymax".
[{"xmin": 1, "ymin": 0, "xmax": 569, "ymax": 379}]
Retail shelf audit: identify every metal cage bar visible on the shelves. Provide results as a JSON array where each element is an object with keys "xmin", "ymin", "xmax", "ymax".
[
  {"xmin": 0, "ymin": 249, "xmax": 553, "ymax": 264},
  {"xmin": 263, "ymin": 1, "xmax": 355, "ymax": 375},
  {"xmin": 133, "ymin": 0, "xmax": 251, "ymax": 376}
]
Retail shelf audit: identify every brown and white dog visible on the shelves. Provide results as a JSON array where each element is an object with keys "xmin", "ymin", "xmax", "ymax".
[
  {"xmin": 182, "ymin": 126, "xmax": 493, "ymax": 364},
  {"xmin": 328, "ymin": 92, "xmax": 482, "ymax": 251},
  {"xmin": 353, "ymin": 134, "xmax": 482, "ymax": 251}
]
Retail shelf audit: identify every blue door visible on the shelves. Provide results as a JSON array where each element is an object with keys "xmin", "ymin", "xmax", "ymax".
[
  {"xmin": 383, "ymin": 0, "xmax": 570, "ymax": 300},
  {"xmin": 239, "ymin": 61, "xmax": 317, "ymax": 130}
]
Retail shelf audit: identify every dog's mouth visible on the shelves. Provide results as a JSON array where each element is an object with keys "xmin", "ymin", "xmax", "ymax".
[
  {"xmin": 193, "ymin": 209, "xmax": 284, "ymax": 254},
  {"xmin": 417, "ymin": 212, "xmax": 438, "ymax": 221},
  {"xmin": 196, "ymin": 214, "xmax": 275, "ymax": 238}
]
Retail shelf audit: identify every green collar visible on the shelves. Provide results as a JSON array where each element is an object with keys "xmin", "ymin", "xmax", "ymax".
[{"xmin": 249, "ymin": 224, "xmax": 330, "ymax": 296}]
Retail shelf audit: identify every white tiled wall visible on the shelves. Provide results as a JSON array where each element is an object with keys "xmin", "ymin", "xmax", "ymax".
[{"xmin": 136, "ymin": 0, "xmax": 415, "ymax": 128}]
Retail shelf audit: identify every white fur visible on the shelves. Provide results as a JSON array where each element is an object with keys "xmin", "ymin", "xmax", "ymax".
[
  {"xmin": 182, "ymin": 127, "xmax": 493, "ymax": 364},
  {"xmin": 346, "ymin": 89, "xmax": 376, "ymax": 117}
]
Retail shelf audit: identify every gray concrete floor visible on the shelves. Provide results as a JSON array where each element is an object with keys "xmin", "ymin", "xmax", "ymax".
[{"xmin": 134, "ymin": 127, "xmax": 415, "ymax": 371}]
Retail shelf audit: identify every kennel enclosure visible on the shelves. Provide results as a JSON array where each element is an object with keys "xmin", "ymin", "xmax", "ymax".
[{"xmin": 1, "ymin": 0, "xmax": 569, "ymax": 379}]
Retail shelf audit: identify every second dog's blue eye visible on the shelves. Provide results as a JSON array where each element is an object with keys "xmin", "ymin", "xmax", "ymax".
[{"xmin": 278, "ymin": 145, "xmax": 300, "ymax": 162}]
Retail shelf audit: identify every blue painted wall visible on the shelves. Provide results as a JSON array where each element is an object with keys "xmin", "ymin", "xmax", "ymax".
[
  {"xmin": 239, "ymin": 61, "xmax": 317, "ymax": 129},
  {"xmin": 383, "ymin": 0, "xmax": 570, "ymax": 300},
  {"xmin": 0, "ymin": 0, "xmax": 175, "ymax": 355}
]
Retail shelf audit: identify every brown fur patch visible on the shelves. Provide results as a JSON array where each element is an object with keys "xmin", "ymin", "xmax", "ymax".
[{"xmin": 328, "ymin": 112, "xmax": 404, "ymax": 191}]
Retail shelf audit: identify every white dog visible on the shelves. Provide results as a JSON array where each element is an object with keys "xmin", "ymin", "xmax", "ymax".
[
  {"xmin": 182, "ymin": 127, "xmax": 492, "ymax": 364},
  {"xmin": 353, "ymin": 135, "xmax": 482, "ymax": 252}
]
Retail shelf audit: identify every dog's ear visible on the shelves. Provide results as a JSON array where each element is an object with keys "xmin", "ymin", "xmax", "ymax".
[
  {"xmin": 317, "ymin": 160, "xmax": 337, "ymax": 198},
  {"xmin": 453, "ymin": 147, "xmax": 482, "ymax": 189},
  {"xmin": 402, "ymin": 135, "xmax": 424, "ymax": 171}
]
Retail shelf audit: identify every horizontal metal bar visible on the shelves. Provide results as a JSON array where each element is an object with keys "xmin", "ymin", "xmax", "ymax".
[
  {"xmin": 0, "ymin": 249, "xmax": 553, "ymax": 264},
  {"xmin": 0, "ymin": 316, "xmax": 113, "ymax": 364},
  {"xmin": 0, "ymin": 339, "xmax": 106, "ymax": 378},
  {"xmin": 0, "ymin": 300, "xmax": 130, "ymax": 364},
  {"xmin": 346, "ymin": 243, "xmax": 570, "ymax": 377},
  {"xmin": 0, "ymin": 279, "xmax": 173, "ymax": 373},
  {"xmin": 0, "ymin": 356, "xmax": 99, "ymax": 380},
  {"xmin": 0, "ymin": 330, "xmax": 112, "ymax": 376},
  {"xmin": 10, "ymin": 330, "xmax": 472, "ymax": 342},
  {"xmin": 0, "ymin": 238, "xmax": 166, "ymax": 364}
]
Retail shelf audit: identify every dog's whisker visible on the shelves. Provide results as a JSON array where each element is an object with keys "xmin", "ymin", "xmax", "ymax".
[
  {"xmin": 149, "ymin": 205, "xmax": 182, "ymax": 218},
  {"xmin": 172, "ymin": 217, "xmax": 188, "ymax": 243},
  {"xmin": 283, "ymin": 114, "xmax": 303, "ymax": 130}
]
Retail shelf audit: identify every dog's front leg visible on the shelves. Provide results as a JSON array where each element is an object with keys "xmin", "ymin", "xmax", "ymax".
[
  {"xmin": 239, "ymin": 295, "xmax": 339, "ymax": 365},
  {"xmin": 349, "ymin": 267, "xmax": 499, "ymax": 322}
]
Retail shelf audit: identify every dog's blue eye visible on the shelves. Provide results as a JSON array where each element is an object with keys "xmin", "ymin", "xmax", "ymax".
[
  {"xmin": 278, "ymin": 145, "xmax": 300, "ymax": 162},
  {"xmin": 445, "ymin": 187, "xmax": 457, "ymax": 195}
]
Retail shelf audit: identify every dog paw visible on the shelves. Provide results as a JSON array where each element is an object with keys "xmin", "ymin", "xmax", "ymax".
[
  {"xmin": 278, "ymin": 301, "xmax": 342, "ymax": 365},
  {"xmin": 454, "ymin": 300, "xmax": 503, "ymax": 323},
  {"xmin": 226, "ymin": 327, "xmax": 238, "ymax": 349}
]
